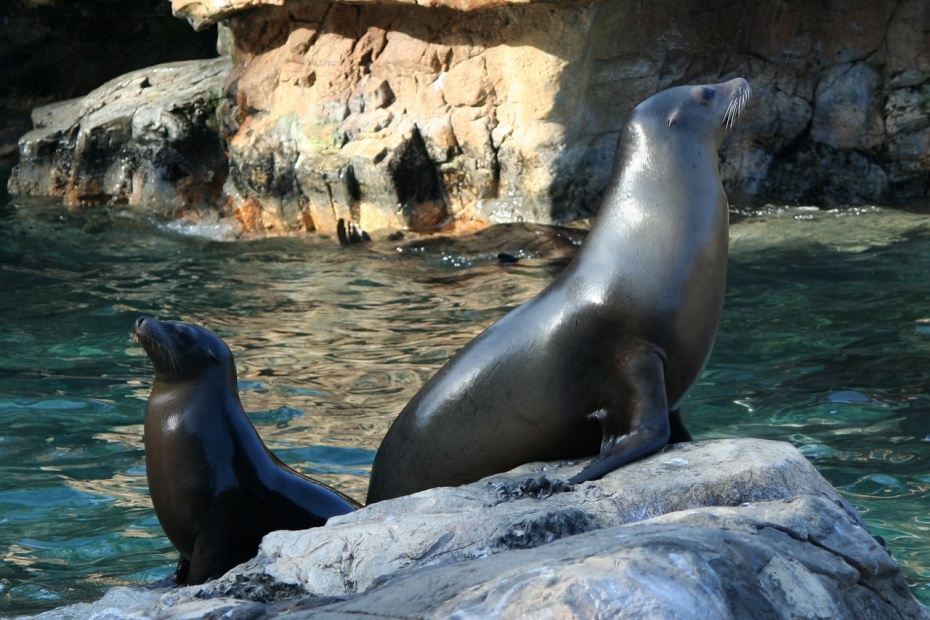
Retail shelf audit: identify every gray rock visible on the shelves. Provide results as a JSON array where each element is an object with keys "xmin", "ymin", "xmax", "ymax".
[
  {"xmin": 8, "ymin": 58, "xmax": 232, "ymax": 215},
  {"xmin": 30, "ymin": 439, "xmax": 927, "ymax": 619},
  {"xmin": 213, "ymin": 439, "xmax": 857, "ymax": 601},
  {"xmin": 268, "ymin": 496, "xmax": 918, "ymax": 619},
  {"xmin": 812, "ymin": 63, "xmax": 885, "ymax": 151}
]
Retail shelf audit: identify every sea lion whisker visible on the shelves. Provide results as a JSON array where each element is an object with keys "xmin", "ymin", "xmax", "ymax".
[
  {"xmin": 722, "ymin": 85, "xmax": 751, "ymax": 129},
  {"xmin": 151, "ymin": 336, "xmax": 182, "ymax": 376},
  {"xmin": 161, "ymin": 341, "xmax": 182, "ymax": 376},
  {"xmin": 729, "ymin": 98, "xmax": 742, "ymax": 128},
  {"xmin": 131, "ymin": 333, "xmax": 155, "ymax": 378},
  {"xmin": 143, "ymin": 330, "xmax": 181, "ymax": 376}
]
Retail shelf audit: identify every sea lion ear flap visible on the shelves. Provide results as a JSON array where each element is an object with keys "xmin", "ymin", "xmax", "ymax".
[{"xmin": 667, "ymin": 112, "xmax": 678, "ymax": 128}]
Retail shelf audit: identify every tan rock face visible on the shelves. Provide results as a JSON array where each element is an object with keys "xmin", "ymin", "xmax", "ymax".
[{"xmin": 210, "ymin": 0, "xmax": 599, "ymax": 234}]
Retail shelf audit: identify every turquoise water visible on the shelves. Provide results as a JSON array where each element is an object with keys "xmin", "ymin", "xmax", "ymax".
[{"xmin": 0, "ymin": 199, "xmax": 929, "ymax": 615}]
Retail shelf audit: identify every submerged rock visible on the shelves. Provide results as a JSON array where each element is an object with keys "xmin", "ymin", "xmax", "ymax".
[
  {"xmin": 28, "ymin": 439, "xmax": 928, "ymax": 619},
  {"xmin": 729, "ymin": 206, "xmax": 930, "ymax": 254}
]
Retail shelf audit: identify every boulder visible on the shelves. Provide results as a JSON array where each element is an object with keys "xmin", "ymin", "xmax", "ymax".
[
  {"xmin": 8, "ymin": 58, "xmax": 231, "ymax": 216},
  {"xmin": 0, "ymin": 1, "xmax": 218, "ymax": 117},
  {"xmin": 29, "ymin": 439, "xmax": 928, "ymax": 619},
  {"xmin": 245, "ymin": 497, "xmax": 923, "ymax": 619}
]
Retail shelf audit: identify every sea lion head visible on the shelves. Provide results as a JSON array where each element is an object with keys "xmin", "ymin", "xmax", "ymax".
[
  {"xmin": 634, "ymin": 77, "xmax": 751, "ymax": 148},
  {"xmin": 133, "ymin": 316, "xmax": 234, "ymax": 383}
]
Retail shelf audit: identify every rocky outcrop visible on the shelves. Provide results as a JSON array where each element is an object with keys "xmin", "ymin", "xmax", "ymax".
[
  {"xmin": 8, "ymin": 0, "xmax": 930, "ymax": 235},
  {"xmin": 28, "ymin": 439, "xmax": 929, "ymax": 619},
  {"xmin": 205, "ymin": 0, "xmax": 604, "ymax": 235},
  {"xmin": 0, "ymin": 1, "xmax": 217, "ymax": 115},
  {"xmin": 8, "ymin": 59, "xmax": 231, "ymax": 214},
  {"xmin": 176, "ymin": 0, "xmax": 930, "ymax": 235},
  {"xmin": 172, "ymin": 0, "xmax": 569, "ymax": 31},
  {"xmin": 0, "ymin": 0, "xmax": 217, "ymax": 160}
]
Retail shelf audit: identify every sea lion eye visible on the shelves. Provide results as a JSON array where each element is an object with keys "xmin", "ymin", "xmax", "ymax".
[
  {"xmin": 701, "ymin": 88, "xmax": 715, "ymax": 102},
  {"xmin": 177, "ymin": 330, "xmax": 194, "ymax": 345}
]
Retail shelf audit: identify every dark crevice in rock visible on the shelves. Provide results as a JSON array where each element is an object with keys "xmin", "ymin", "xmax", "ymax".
[
  {"xmin": 389, "ymin": 127, "xmax": 450, "ymax": 231},
  {"xmin": 267, "ymin": 594, "xmax": 360, "ymax": 617},
  {"xmin": 411, "ymin": 532, "xmax": 454, "ymax": 562},
  {"xmin": 201, "ymin": 602, "xmax": 272, "ymax": 620}
]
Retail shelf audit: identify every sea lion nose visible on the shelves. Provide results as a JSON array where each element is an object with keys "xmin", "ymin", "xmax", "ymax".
[{"xmin": 135, "ymin": 316, "xmax": 150, "ymax": 333}]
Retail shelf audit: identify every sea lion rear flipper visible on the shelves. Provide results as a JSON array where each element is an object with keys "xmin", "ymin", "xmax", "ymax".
[
  {"xmin": 569, "ymin": 342, "xmax": 671, "ymax": 484},
  {"xmin": 186, "ymin": 523, "xmax": 249, "ymax": 585}
]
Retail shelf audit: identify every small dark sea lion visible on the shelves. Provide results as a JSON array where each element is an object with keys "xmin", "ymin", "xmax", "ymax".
[
  {"xmin": 133, "ymin": 316, "xmax": 360, "ymax": 585},
  {"xmin": 367, "ymin": 78, "xmax": 751, "ymax": 503}
]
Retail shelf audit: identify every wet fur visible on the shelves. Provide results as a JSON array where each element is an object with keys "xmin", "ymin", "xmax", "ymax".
[
  {"xmin": 133, "ymin": 316, "xmax": 360, "ymax": 585},
  {"xmin": 367, "ymin": 79, "xmax": 751, "ymax": 504}
]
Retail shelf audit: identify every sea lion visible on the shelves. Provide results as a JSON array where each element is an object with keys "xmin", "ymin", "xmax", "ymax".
[
  {"xmin": 133, "ymin": 316, "xmax": 360, "ymax": 585},
  {"xmin": 367, "ymin": 78, "xmax": 751, "ymax": 504}
]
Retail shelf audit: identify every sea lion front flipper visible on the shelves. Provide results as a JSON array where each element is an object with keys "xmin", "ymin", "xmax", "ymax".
[
  {"xmin": 569, "ymin": 342, "xmax": 671, "ymax": 484},
  {"xmin": 668, "ymin": 408, "xmax": 692, "ymax": 443},
  {"xmin": 173, "ymin": 555, "xmax": 190, "ymax": 585},
  {"xmin": 185, "ymin": 524, "xmax": 244, "ymax": 585}
]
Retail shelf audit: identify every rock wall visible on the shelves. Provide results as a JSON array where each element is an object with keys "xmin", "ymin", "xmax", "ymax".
[
  {"xmin": 172, "ymin": 0, "xmax": 930, "ymax": 235},
  {"xmin": 8, "ymin": 0, "xmax": 930, "ymax": 234},
  {"xmin": 206, "ymin": 0, "xmax": 604, "ymax": 234}
]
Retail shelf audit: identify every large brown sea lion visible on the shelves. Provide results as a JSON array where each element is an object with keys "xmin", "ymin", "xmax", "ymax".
[
  {"xmin": 133, "ymin": 316, "xmax": 360, "ymax": 585},
  {"xmin": 367, "ymin": 78, "xmax": 751, "ymax": 504}
]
